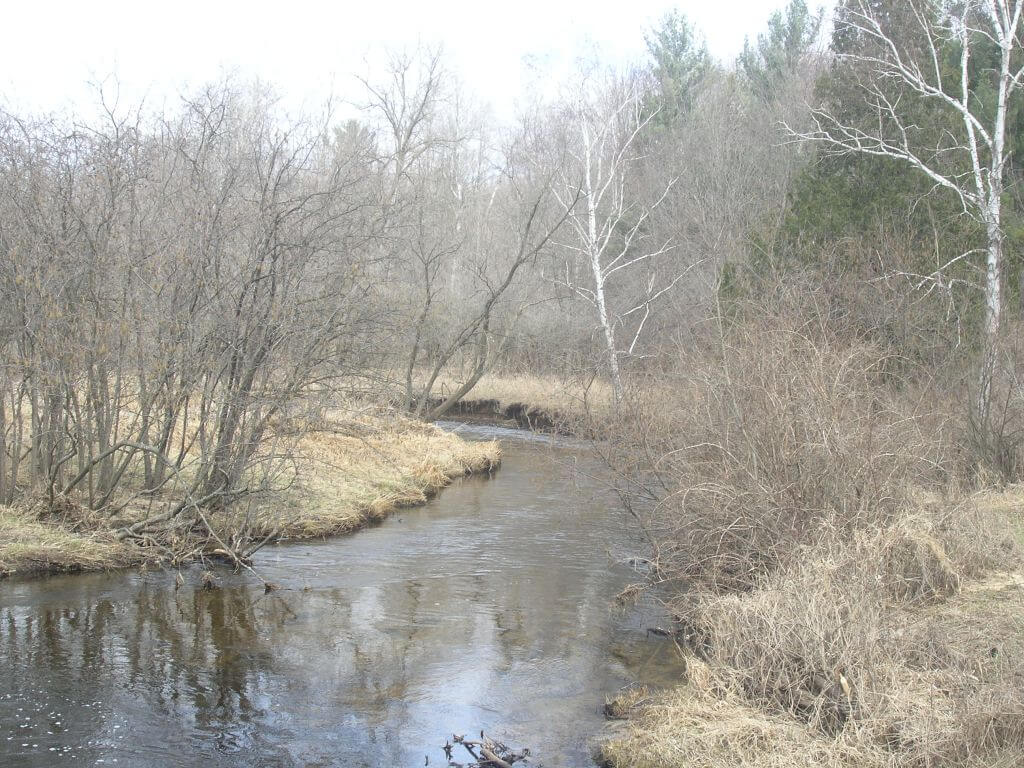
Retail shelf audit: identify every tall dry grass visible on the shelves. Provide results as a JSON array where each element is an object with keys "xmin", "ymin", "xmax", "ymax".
[
  {"xmin": 604, "ymin": 281, "xmax": 1024, "ymax": 767},
  {"xmin": 241, "ymin": 410, "xmax": 500, "ymax": 540},
  {"xmin": 604, "ymin": 558, "xmax": 1024, "ymax": 768},
  {"xmin": 427, "ymin": 371, "xmax": 613, "ymax": 418},
  {"xmin": 0, "ymin": 505, "xmax": 139, "ymax": 576},
  {"xmin": 1, "ymin": 406, "xmax": 500, "ymax": 577},
  {"xmin": 632, "ymin": 286, "xmax": 953, "ymax": 593}
]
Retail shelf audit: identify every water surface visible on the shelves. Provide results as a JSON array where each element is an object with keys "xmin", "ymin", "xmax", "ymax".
[{"xmin": 0, "ymin": 423, "xmax": 681, "ymax": 767}]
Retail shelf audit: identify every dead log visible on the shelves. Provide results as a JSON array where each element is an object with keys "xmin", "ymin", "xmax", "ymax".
[{"xmin": 446, "ymin": 732, "xmax": 534, "ymax": 767}]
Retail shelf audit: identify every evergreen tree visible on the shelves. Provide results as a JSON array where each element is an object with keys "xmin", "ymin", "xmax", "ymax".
[
  {"xmin": 738, "ymin": 0, "xmax": 823, "ymax": 101},
  {"xmin": 644, "ymin": 11, "xmax": 710, "ymax": 124}
]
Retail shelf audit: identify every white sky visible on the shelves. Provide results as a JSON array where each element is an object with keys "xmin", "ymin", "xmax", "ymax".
[{"xmin": 0, "ymin": 0, "xmax": 823, "ymax": 121}]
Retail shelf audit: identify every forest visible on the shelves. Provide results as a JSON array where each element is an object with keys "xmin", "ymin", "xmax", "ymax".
[{"xmin": 1, "ymin": 0, "xmax": 1024, "ymax": 766}]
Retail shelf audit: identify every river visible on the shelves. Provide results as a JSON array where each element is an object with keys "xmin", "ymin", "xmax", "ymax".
[{"xmin": 0, "ymin": 423, "xmax": 682, "ymax": 767}]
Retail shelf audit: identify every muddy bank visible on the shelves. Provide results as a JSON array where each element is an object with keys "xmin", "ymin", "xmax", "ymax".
[{"xmin": 429, "ymin": 397, "xmax": 574, "ymax": 434}]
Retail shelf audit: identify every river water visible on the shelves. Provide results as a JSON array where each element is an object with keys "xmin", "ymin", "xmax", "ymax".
[{"xmin": 0, "ymin": 424, "xmax": 682, "ymax": 767}]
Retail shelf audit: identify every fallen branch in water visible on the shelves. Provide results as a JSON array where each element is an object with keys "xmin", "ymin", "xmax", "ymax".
[{"xmin": 440, "ymin": 732, "xmax": 534, "ymax": 767}]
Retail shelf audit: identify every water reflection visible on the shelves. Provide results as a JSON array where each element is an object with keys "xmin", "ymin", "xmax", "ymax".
[{"xmin": 0, "ymin": 427, "xmax": 682, "ymax": 767}]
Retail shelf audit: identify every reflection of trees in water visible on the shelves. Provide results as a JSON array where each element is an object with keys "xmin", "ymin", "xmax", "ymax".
[
  {"xmin": 0, "ymin": 558, "xmax": 634, "ymax": 766},
  {"xmin": 0, "ymin": 582, "xmax": 299, "ymax": 731},
  {"xmin": 184, "ymin": 587, "xmax": 273, "ymax": 723},
  {"xmin": 0, "ymin": 598, "xmax": 118, "ymax": 688},
  {"xmin": 0, "ymin": 444, "xmax": 682, "ymax": 767}
]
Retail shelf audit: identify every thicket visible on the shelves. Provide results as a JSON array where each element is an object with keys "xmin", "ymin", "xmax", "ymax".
[
  {"xmin": 603, "ymin": 2, "xmax": 1024, "ymax": 765},
  {"xmin": 606, "ymin": 268, "xmax": 1024, "ymax": 765},
  {"xmin": 0, "ymin": 74, "xmax": 557, "ymax": 564},
  {"xmin": 0, "ymin": 89, "xmax": 380, "ymax": 559}
]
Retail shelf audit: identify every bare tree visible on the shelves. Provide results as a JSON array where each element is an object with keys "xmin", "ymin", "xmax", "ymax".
[
  {"xmin": 408, "ymin": 116, "xmax": 577, "ymax": 421},
  {"xmin": 0, "ymin": 81, "xmax": 381, "ymax": 563},
  {"xmin": 789, "ymin": 0, "xmax": 1024, "ymax": 429},
  {"xmin": 552, "ymin": 73, "xmax": 681, "ymax": 402},
  {"xmin": 361, "ymin": 50, "xmax": 576, "ymax": 419}
]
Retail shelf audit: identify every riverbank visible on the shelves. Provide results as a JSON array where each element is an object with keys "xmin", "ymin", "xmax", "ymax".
[
  {"xmin": 601, "ymin": 573, "xmax": 1024, "ymax": 768},
  {"xmin": 0, "ymin": 419, "xmax": 667, "ymax": 768},
  {"xmin": 0, "ymin": 413, "xmax": 500, "ymax": 579},
  {"xmin": 425, "ymin": 372, "xmax": 613, "ymax": 434},
  {"xmin": 598, "ymin": 489, "xmax": 1024, "ymax": 768}
]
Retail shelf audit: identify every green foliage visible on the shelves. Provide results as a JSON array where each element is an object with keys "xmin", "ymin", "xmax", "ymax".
[
  {"xmin": 783, "ymin": 154, "xmax": 980, "ymax": 255},
  {"xmin": 738, "ymin": 0, "xmax": 823, "ymax": 100},
  {"xmin": 772, "ymin": 0, "xmax": 1024, "ymax": 319},
  {"xmin": 644, "ymin": 11, "xmax": 710, "ymax": 123}
]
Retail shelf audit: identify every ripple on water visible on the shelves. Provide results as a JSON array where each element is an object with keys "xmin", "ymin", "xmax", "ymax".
[{"xmin": 0, "ymin": 437, "xmax": 684, "ymax": 767}]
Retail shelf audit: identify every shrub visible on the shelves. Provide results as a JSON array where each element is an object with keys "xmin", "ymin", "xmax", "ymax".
[{"xmin": 630, "ymin": 281, "xmax": 952, "ymax": 592}]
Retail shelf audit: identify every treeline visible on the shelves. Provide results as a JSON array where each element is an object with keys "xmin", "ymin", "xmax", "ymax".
[
  {"xmin": 3, "ymin": 0, "xmax": 1023, "ymax": 541},
  {"xmin": 0, "ymin": 89, "xmax": 384, "ymax": 518},
  {"xmin": 0, "ymin": 6, "xmax": 816, "ymax": 529}
]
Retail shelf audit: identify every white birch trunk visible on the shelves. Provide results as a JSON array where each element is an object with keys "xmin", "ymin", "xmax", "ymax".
[{"xmin": 582, "ymin": 122, "xmax": 624, "ymax": 403}]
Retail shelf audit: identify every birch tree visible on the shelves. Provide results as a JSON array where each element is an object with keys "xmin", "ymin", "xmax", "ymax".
[
  {"xmin": 553, "ymin": 76, "xmax": 680, "ymax": 403},
  {"xmin": 789, "ymin": 0, "xmax": 1024, "ymax": 438}
]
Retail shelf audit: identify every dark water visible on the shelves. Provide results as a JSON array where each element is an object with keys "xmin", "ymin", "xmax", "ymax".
[{"xmin": 0, "ymin": 424, "xmax": 682, "ymax": 767}]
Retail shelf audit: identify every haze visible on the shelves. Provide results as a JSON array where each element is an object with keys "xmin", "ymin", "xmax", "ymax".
[{"xmin": 1, "ymin": 0, "xmax": 823, "ymax": 118}]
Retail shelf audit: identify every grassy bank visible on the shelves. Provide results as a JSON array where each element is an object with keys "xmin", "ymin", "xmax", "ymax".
[
  {"xmin": 450, "ymin": 372, "xmax": 613, "ymax": 420},
  {"xmin": 0, "ymin": 412, "xmax": 500, "ymax": 579},
  {"xmin": 600, "ymin": 541, "xmax": 1024, "ymax": 767},
  {"xmin": 599, "ymin": 291, "xmax": 1024, "ymax": 768},
  {"xmin": 242, "ymin": 412, "xmax": 500, "ymax": 539},
  {"xmin": 0, "ymin": 508, "xmax": 142, "ymax": 577},
  {"xmin": 601, "ymin": 488, "xmax": 1024, "ymax": 768}
]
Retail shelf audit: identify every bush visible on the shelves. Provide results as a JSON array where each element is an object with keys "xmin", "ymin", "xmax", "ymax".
[
  {"xmin": 605, "ymin": 277, "xmax": 1024, "ymax": 768},
  {"xmin": 630, "ymin": 280, "xmax": 953, "ymax": 593}
]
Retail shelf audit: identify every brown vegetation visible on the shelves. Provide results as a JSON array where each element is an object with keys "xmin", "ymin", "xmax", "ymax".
[
  {"xmin": 627, "ymin": 287, "xmax": 955, "ymax": 592},
  {"xmin": 428, "ymin": 372, "xmax": 614, "ymax": 423},
  {"xmin": 3, "ymin": 3, "xmax": 1024, "ymax": 764},
  {"xmin": 0, "ymin": 410, "xmax": 499, "ymax": 578},
  {"xmin": 243, "ymin": 410, "xmax": 499, "ymax": 540},
  {"xmin": 602, "ymin": 566, "xmax": 1024, "ymax": 768},
  {"xmin": 601, "ymin": 282, "xmax": 1024, "ymax": 768},
  {"xmin": 0, "ymin": 506, "xmax": 139, "ymax": 577}
]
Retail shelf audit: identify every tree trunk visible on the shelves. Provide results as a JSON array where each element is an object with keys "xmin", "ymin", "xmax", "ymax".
[
  {"xmin": 975, "ymin": 213, "xmax": 1004, "ymax": 461},
  {"xmin": 584, "ymin": 150, "xmax": 623, "ymax": 403},
  {"xmin": 594, "ymin": 272, "xmax": 623, "ymax": 403}
]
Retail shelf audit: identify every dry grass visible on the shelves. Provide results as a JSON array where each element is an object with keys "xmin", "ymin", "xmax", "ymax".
[
  {"xmin": 239, "ymin": 410, "xmax": 500, "ymax": 539},
  {"xmin": 603, "ymin": 559, "xmax": 1024, "ymax": 768},
  {"xmin": 2, "ymin": 407, "xmax": 500, "ymax": 577},
  {"xmin": 599, "ymin": 679, "xmax": 883, "ymax": 768},
  {"xmin": 603, "ymin": 285, "xmax": 1024, "ymax": 767},
  {"xmin": 427, "ymin": 371, "xmax": 615, "ymax": 422},
  {"xmin": 687, "ymin": 498, "xmax": 1019, "ymax": 721},
  {"xmin": 0, "ymin": 505, "xmax": 139, "ymax": 577},
  {"xmin": 971, "ymin": 484, "xmax": 1024, "ymax": 545},
  {"xmin": 603, "ymin": 448, "xmax": 1024, "ymax": 767}
]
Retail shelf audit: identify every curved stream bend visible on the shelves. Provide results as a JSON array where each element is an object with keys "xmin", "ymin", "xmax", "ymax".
[{"xmin": 0, "ymin": 423, "xmax": 681, "ymax": 767}]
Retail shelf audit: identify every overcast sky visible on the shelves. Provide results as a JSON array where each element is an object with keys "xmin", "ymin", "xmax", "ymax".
[{"xmin": 0, "ymin": 0, "xmax": 829, "ymax": 120}]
